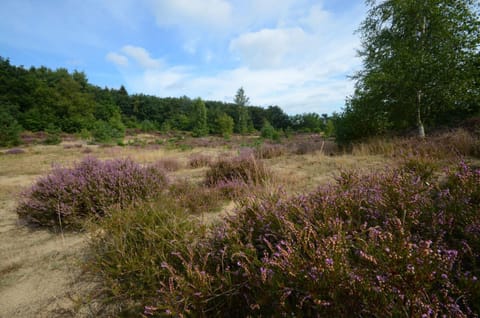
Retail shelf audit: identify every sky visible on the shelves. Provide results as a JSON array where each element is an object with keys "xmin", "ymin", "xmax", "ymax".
[{"xmin": 0, "ymin": 0, "xmax": 367, "ymax": 115}]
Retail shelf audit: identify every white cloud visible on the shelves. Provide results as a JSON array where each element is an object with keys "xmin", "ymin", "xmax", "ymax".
[
  {"xmin": 148, "ymin": 0, "xmax": 233, "ymax": 29},
  {"xmin": 106, "ymin": 52, "xmax": 129, "ymax": 67},
  {"xmin": 110, "ymin": 1, "xmax": 365, "ymax": 115},
  {"xmin": 229, "ymin": 27, "xmax": 309, "ymax": 69},
  {"xmin": 299, "ymin": 4, "xmax": 331, "ymax": 31},
  {"xmin": 121, "ymin": 45, "xmax": 162, "ymax": 69}
]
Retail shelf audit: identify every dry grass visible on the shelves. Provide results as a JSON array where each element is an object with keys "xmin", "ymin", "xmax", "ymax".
[{"xmin": 269, "ymin": 153, "xmax": 391, "ymax": 194}]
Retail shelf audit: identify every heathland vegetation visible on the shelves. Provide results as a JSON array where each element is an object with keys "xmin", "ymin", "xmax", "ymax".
[{"xmin": 1, "ymin": 0, "xmax": 480, "ymax": 317}]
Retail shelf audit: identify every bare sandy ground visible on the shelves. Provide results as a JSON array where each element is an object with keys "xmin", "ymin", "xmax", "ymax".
[{"xmin": 0, "ymin": 174, "xmax": 92, "ymax": 318}]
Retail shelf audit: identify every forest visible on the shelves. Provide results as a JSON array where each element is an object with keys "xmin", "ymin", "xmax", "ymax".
[{"xmin": 0, "ymin": 57, "xmax": 331, "ymax": 147}]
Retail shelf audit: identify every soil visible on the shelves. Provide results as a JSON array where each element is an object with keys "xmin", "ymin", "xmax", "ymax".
[{"xmin": 0, "ymin": 174, "xmax": 92, "ymax": 317}]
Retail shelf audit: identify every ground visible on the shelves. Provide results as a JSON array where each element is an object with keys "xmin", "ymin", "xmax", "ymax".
[{"xmin": 0, "ymin": 135, "xmax": 390, "ymax": 317}]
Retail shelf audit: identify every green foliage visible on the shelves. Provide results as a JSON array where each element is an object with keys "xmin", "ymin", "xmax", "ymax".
[
  {"xmin": 234, "ymin": 87, "xmax": 250, "ymax": 107},
  {"xmin": 291, "ymin": 113, "xmax": 325, "ymax": 133},
  {"xmin": 324, "ymin": 119, "xmax": 335, "ymax": 137},
  {"xmin": 140, "ymin": 119, "xmax": 157, "ymax": 132},
  {"xmin": 190, "ymin": 98, "xmax": 208, "ymax": 137},
  {"xmin": 340, "ymin": 0, "xmax": 480, "ymax": 143},
  {"xmin": 234, "ymin": 87, "xmax": 253, "ymax": 134},
  {"xmin": 216, "ymin": 113, "xmax": 234, "ymax": 138},
  {"xmin": 0, "ymin": 102, "xmax": 22, "ymax": 147},
  {"xmin": 260, "ymin": 120, "xmax": 280, "ymax": 141},
  {"xmin": 43, "ymin": 125, "xmax": 62, "ymax": 145},
  {"xmin": 0, "ymin": 55, "xmax": 329, "ymax": 138},
  {"xmin": 334, "ymin": 100, "xmax": 391, "ymax": 145},
  {"xmin": 92, "ymin": 114, "xmax": 125, "ymax": 144}
]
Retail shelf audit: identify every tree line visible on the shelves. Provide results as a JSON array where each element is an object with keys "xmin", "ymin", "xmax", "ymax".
[{"xmin": 0, "ymin": 57, "xmax": 331, "ymax": 146}]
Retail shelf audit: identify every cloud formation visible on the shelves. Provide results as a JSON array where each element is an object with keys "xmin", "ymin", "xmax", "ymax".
[
  {"xmin": 148, "ymin": 0, "xmax": 233, "ymax": 30},
  {"xmin": 99, "ymin": 1, "xmax": 366, "ymax": 114}
]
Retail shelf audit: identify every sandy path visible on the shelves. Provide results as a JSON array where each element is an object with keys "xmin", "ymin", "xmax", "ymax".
[{"xmin": 0, "ymin": 175, "xmax": 91, "ymax": 318}]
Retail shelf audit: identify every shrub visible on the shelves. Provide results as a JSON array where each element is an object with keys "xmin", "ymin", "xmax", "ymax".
[
  {"xmin": 17, "ymin": 157, "xmax": 168, "ymax": 229},
  {"xmin": 188, "ymin": 153, "xmax": 212, "ymax": 168},
  {"xmin": 0, "ymin": 112, "xmax": 22, "ymax": 147},
  {"xmin": 261, "ymin": 120, "xmax": 280, "ymax": 141},
  {"xmin": 216, "ymin": 113, "xmax": 234, "ymax": 138},
  {"xmin": 205, "ymin": 153, "xmax": 271, "ymax": 187},
  {"xmin": 43, "ymin": 125, "xmax": 62, "ymax": 145},
  {"xmin": 139, "ymin": 162, "xmax": 480, "ymax": 316},
  {"xmin": 140, "ymin": 119, "xmax": 157, "ymax": 132},
  {"xmin": 92, "ymin": 119, "xmax": 125, "ymax": 144}
]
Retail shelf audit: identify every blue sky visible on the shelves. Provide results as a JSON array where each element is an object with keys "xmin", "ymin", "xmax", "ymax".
[{"xmin": 0, "ymin": 0, "xmax": 367, "ymax": 115}]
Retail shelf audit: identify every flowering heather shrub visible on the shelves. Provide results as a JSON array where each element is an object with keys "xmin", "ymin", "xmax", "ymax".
[
  {"xmin": 188, "ymin": 153, "xmax": 212, "ymax": 168},
  {"xmin": 205, "ymin": 153, "xmax": 271, "ymax": 188},
  {"xmin": 17, "ymin": 157, "xmax": 168, "ymax": 229},
  {"xmin": 132, "ymin": 162, "xmax": 479, "ymax": 316}
]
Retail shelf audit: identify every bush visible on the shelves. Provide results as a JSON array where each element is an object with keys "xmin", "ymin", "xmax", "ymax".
[
  {"xmin": 188, "ymin": 153, "xmax": 212, "ymax": 168},
  {"xmin": 137, "ymin": 162, "xmax": 479, "ymax": 316},
  {"xmin": 17, "ymin": 157, "xmax": 168, "ymax": 229},
  {"xmin": 205, "ymin": 153, "xmax": 271, "ymax": 187},
  {"xmin": 92, "ymin": 119, "xmax": 125, "ymax": 144},
  {"xmin": 216, "ymin": 113, "xmax": 234, "ymax": 138},
  {"xmin": 261, "ymin": 121, "xmax": 280, "ymax": 141},
  {"xmin": 140, "ymin": 120, "xmax": 157, "ymax": 132},
  {"xmin": 0, "ymin": 116, "xmax": 22, "ymax": 147},
  {"xmin": 43, "ymin": 125, "xmax": 62, "ymax": 145}
]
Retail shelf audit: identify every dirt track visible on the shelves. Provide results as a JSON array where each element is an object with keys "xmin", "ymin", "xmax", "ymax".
[{"xmin": 0, "ymin": 174, "xmax": 89, "ymax": 317}]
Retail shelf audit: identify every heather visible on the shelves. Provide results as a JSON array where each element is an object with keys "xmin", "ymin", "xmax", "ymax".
[
  {"xmin": 87, "ymin": 158, "xmax": 480, "ymax": 316},
  {"xmin": 16, "ymin": 156, "xmax": 168, "ymax": 229}
]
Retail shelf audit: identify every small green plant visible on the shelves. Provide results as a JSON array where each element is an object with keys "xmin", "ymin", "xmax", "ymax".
[
  {"xmin": 140, "ymin": 119, "xmax": 157, "ymax": 132},
  {"xmin": 43, "ymin": 125, "xmax": 62, "ymax": 145},
  {"xmin": 261, "ymin": 121, "xmax": 280, "ymax": 141},
  {"xmin": 0, "ymin": 113, "xmax": 22, "ymax": 147},
  {"xmin": 92, "ymin": 118, "xmax": 125, "ymax": 144}
]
